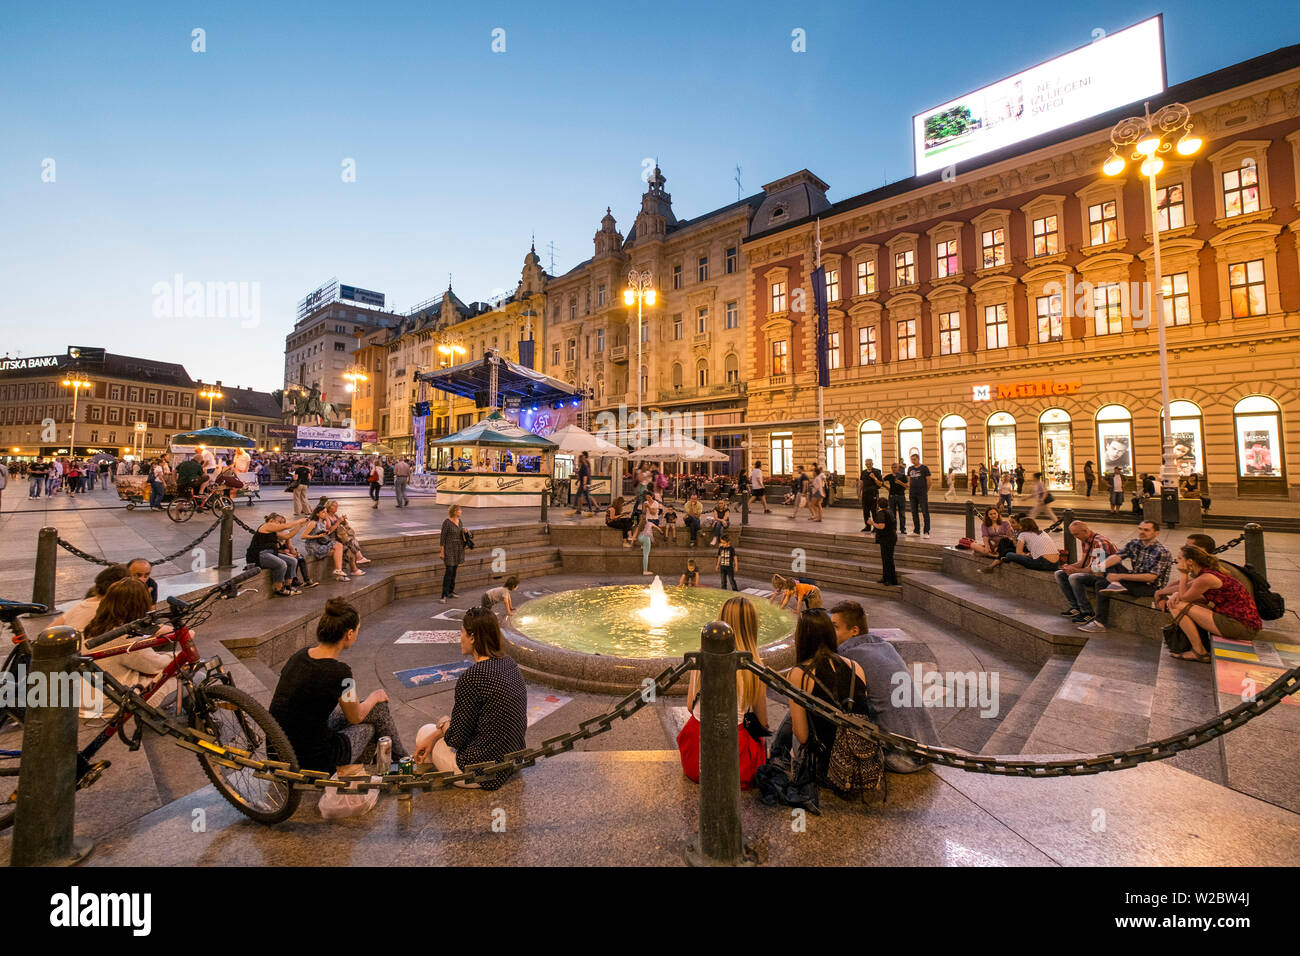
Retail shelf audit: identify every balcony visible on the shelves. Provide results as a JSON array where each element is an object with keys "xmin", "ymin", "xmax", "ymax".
[
  {"xmin": 655, "ymin": 382, "xmax": 747, "ymax": 403},
  {"xmin": 609, "ymin": 345, "xmax": 628, "ymax": 363}
]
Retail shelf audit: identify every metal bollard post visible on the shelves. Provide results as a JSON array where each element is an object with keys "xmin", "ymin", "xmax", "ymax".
[
  {"xmin": 741, "ymin": 492, "xmax": 750, "ymax": 526},
  {"xmin": 11, "ymin": 627, "xmax": 94, "ymax": 866},
  {"xmin": 1061, "ymin": 508, "xmax": 1077, "ymax": 563},
  {"xmin": 218, "ymin": 508, "xmax": 234, "ymax": 569},
  {"xmin": 1243, "ymin": 522, "xmax": 1266, "ymax": 579},
  {"xmin": 540, "ymin": 486, "xmax": 549, "ymax": 524},
  {"xmin": 964, "ymin": 500, "xmax": 975, "ymax": 539},
  {"xmin": 686, "ymin": 621, "xmax": 754, "ymax": 866},
  {"xmin": 33, "ymin": 527, "xmax": 57, "ymax": 608}
]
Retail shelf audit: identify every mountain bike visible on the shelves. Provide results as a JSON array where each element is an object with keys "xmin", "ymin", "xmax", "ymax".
[
  {"xmin": 167, "ymin": 483, "xmax": 235, "ymax": 523},
  {"xmin": 0, "ymin": 567, "xmax": 301, "ymax": 829}
]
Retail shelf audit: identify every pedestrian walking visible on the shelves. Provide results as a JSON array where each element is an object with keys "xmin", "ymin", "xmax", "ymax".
[
  {"xmin": 290, "ymin": 462, "xmax": 311, "ymax": 516},
  {"xmin": 1030, "ymin": 472, "xmax": 1057, "ymax": 523},
  {"xmin": 978, "ymin": 463, "xmax": 988, "ymax": 496},
  {"xmin": 809, "ymin": 466, "xmax": 825, "ymax": 522},
  {"xmin": 997, "ymin": 472, "xmax": 1013, "ymax": 512},
  {"xmin": 1084, "ymin": 460, "xmax": 1095, "ymax": 498},
  {"xmin": 749, "ymin": 459, "xmax": 771, "ymax": 513},
  {"xmin": 944, "ymin": 468, "xmax": 956, "ymax": 501},
  {"xmin": 368, "ymin": 459, "xmax": 383, "ymax": 508},
  {"xmin": 1014, "ymin": 463, "xmax": 1026, "ymax": 495},
  {"xmin": 393, "ymin": 457, "xmax": 411, "ymax": 508}
]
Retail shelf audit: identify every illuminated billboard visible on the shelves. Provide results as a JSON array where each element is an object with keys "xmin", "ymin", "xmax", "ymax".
[{"xmin": 913, "ymin": 16, "xmax": 1165, "ymax": 176}]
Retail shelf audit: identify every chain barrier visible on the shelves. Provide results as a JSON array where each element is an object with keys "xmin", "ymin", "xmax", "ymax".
[
  {"xmin": 55, "ymin": 518, "xmax": 223, "ymax": 568},
  {"xmin": 230, "ymin": 512, "xmax": 261, "ymax": 535},
  {"xmin": 1044, "ymin": 516, "xmax": 1065, "ymax": 533},
  {"xmin": 1212, "ymin": 534, "xmax": 1245, "ymax": 555},
  {"xmin": 740, "ymin": 656, "xmax": 1299, "ymax": 777},
  {"xmin": 74, "ymin": 656, "xmax": 695, "ymax": 793}
]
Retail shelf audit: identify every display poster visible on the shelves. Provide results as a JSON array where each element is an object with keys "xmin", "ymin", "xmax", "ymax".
[
  {"xmin": 859, "ymin": 431, "xmax": 883, "ymax": 471},
  {"xmin": 1097, "ymin": 422, "xmax": 1133, "ymax": 475},
  {"xmin": 941, "ymin": 428, "xmax": 968, "ymax": 476},
  {"xmin": 1039, "ymin": 422, "xmax": 1073, "ymax": 491},
  {"xmin": 987, "ymin": 424, "xmax": 1017, "ymax": 471},
  {"xmin": 899, "ymin": 427, "xmax": 923, "ymax": 463},
  {"xmin": 1236, "ymin": 414, "xmax": 1280, "ymax": 476},
  {"xmin": 1169, "ymin": 420, "xmax": 1204, "ymax": 477}
]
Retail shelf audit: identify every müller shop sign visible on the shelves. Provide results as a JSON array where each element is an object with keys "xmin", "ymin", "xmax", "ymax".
[{"xmin": 973, "ymin": 380, "xmax": 1082, "ymax": 401}]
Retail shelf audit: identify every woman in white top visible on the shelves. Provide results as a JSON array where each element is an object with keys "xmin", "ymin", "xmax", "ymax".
[
  {"xmin": 981, "ymin": 517, "xmax": 1061, "ymax": 574},
  {"xmin": 809, "ymin": 467, "xmax": 825, "ymax": 522},
  {"xmin": 80, "ymin": 578, "xmax": 177, "ymax": 717}
]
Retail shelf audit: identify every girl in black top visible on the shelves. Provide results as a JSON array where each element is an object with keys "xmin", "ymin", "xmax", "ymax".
[
  {"xmin": 249, "ymin": 512, "xmax": 310, "ymax": 597},
  {"xmin": 786, "ymin": 609, "xmax": 869, "ymax": 784},
  {"xmin": 269, "ymin": 598, "xmax": 409, "ymax": 774}
]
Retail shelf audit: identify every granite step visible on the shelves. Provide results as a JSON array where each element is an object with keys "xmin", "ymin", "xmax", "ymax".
[{"xmin": 980, "ymin": 655, "xmax": 1075, "ymax": 756}]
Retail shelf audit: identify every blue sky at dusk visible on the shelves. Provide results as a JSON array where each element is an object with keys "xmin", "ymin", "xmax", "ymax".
[{"xmin": 2, "ymin": 0, "xmax": 1296, "ymax": 390}]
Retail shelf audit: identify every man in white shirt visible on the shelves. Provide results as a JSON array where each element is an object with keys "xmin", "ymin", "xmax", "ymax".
[
  {"xmin": 748, "ymin": 460, "xmax": 771, "ymax": 514},
  {"xmin": 392, "ymin": 457, "xmax": 412, "ymax": 508}
]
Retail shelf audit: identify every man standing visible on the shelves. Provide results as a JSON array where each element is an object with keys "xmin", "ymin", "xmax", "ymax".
[
  {"xmin": 868, "ymin": 495, "xmax": 899, "ymax": 586},
  {"xmin": 292, "ymin": 461, "xmax": 311, "ymax": 516},
  {"xmin": 858, "ymin": 458, "xmax": 882, "ymax": 532},
  {"xmin": 884, "ymin": 462, "xmax": 907, "ymax": 536},
  {"xmin": 749, "ymin": 459, "xmax": 771, "ymax": 514},
  {"xmin": 1076, "ymin": 521, "xmax": 1173, "ymax": 632},
  {"xmin": 906, "ymin": 452, "xmax": 931, "ymax": 537},
  {"xmin": 393, "ymin": 457, "xmax": 411, "ymax": 509},
  {"xmin": 28, "ymin": 456, "xmax": 46, "ymax": 499}
]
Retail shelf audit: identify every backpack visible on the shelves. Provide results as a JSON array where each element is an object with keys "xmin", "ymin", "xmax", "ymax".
[
  {"xmin": 808, "ymin": 663, "xmax": 885, "ymax": 802},
  {"xmin": 1230, "ymin": 562, "xmax": 1284, "ymax": 621}
]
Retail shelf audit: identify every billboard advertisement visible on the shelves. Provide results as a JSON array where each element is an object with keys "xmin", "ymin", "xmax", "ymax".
[
  {"xmin": 912, "ymin": 16, "xmax": 1165, "ymax": 175},
  {"xmin": 294, "ymin": 425, "xmax": 364, "ymax": 452},
  {"xmin": 339, "ymin": 285, "xmax": 385, "ymax": 309}
]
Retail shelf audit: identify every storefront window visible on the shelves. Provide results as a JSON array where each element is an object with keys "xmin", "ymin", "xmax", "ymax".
[
  {"xmin": 986, "ymin": 412, "xmax": 1017, "ymax": 471},
  {"xmin": 940, "ymin": 415, "xmax": 968, "ymax": 477},
  {"xmin": 824, "ymin": 423, "xmax": 846, "ymax": 475},
  {"xmin": 1233, "ymin": 396, "xmax": 1283, "ymax": 479},
  {"xmin": 770, "ymin": 432, "xmax": 794, "ymax": 476},
  {"xmin": 859, "ymin": 420, "xmax": 882, "ymax": 471},
  {"xmin": 1095, "ymin": 404, "xmax": 1133, "ymax": 476},
  {"xmin": 898, "ymin": 417, "xmax": 923, "ymax": 463},
  {"xmin": 1038, "ymin": 408, "xmax": 1073, "ymax": 491},
  {"xmin": 1162, "ymin": 400, "xmax": 1205, "ymax": 477}
]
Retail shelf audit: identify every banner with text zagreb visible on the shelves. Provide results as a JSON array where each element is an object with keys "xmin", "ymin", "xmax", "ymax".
[{"xmin": 292, "ymin": 425, "xmax": 375, "ymax": 452}]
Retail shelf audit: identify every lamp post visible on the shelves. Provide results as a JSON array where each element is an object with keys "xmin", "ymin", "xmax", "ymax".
[
  {"xmin": 623, "ymin": 269, "xmax": 656, "ymax": 447},
  {"xmin": 1103, "ymin": 101, "xmax": 1203, "ymax": 512},
  {"xmin": 61, "ymin": 377, "xmax": 91, "ymax": 457},
  {"xmin": 200, "ymin": 388, "xmax": 223, "ymax": 429},
  {"xmin": 437, "ymin": 341, "xmax": 466, "ymax": 465}
]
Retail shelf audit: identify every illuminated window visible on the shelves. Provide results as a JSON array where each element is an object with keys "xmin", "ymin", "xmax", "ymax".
[
  {"xmin": 826, "ymin": 268, "xmax": 840, "ymax": 302},
  {"xmin": 1088, "ymin": 201, "xmax": 1118, "ymax": 245},
  {"xmin": 1093, "ymin": 284, "xmax": 1123, "ymax": 335},
  {"xmin": 827, "ymin": 331, "xmax": 841, "ymax": 369},
  {"xmin": 1036, "ymin": 294, "xmax": 1063, "ymax": 343},
  {"xmin": 725, "ymin": 301, "xmax": 739, "ymax": 329},
  {"xmin": 1161, "ymin": 272, "xmax": 1191, "ymax": 326},
  {"xmin": 1156, "ymin": 184, "xmax": 1185, "ymax": 231},
  {"xmin": 858, "ymin": 326, "xmax": 877, "ymax": 365},
  {"xmin": 771, "ymin": 281, "xmax": 786, "ymax": 313},
  {"xmin": 1222, "ymin": 163, "xmax": 1260, "ymax": 217},
  {"xmin": 771, "ymin": 340, "xmax": 788, "ymax": 375},
  {"xmin": 894, "ymin": 250, "xmax": 915, "ymax": 286},
  {"xmin": 856, "ymin": 260, "xmax": 875, "ymax": 295},
  {"xmin": 896, "ymin": 319, "xmax": 917, "ymax": 360},
  {"xmin": 1032, "ymin": 215, "xmax": 1058, "ymax": 256},
  {"xmin": 935, "ymin": 241, "xmax": 958, "ymax": 278},
  {"xmin": 939, "ymin": 311, "xmax": 961, "ymax": 354},
  {"xmin": 984, "ymin": 304, "xmax": 1009, "ymax": 348},
  {"xmin": 1229, "ymin": 260, "xmax": 1267, "ymax": 317},
  {"xmin": 981, "ymin": 228, "xmax": 1006, "ymax": 268}
]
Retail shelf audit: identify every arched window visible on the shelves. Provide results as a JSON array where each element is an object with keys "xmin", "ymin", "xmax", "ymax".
[
  {"xmin": 1233, "ymin": 395, "xmax": 1284, "ymax": 482},
  {"xmin": 724, "ymin": 353, "xmax": 739, "ymax": 384},
  {"xmin": 859, "ymin": 419, "xmax": 882, "ymax": 471},
  {"xmin": 986, "ymin": 411, "xmax": 1017, "ymax": 470},
  {"xmin": 671, "ymin": 363, "xmax": 683, "ymax": 389},
  {"xmin": 1038, "ymin": 408, "xmax": 1073, "ymax": 491},
  {"xmin": 697, "ymin": 359, "xmax": 709, "ymax": 388},
  {"xmin": 939, "ymin": 414, "xmax": 968, "ymax": 476},
  {"xmin": 1162, "ymin": 399, "xmax": 1205, "ymax": 477},
  {"xmin": 1095, "ymin": 404, "xmax": 1133, "ymax": 476},
  {"xmin": 824, "ymin": 423, "xmax": 846, "ymax": 474},
  {"xmin": 898, "ymin": 417, "xmax": 924, "ymax": 463}
]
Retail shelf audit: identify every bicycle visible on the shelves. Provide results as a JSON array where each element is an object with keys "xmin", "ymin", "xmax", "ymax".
[
  {"xmin": 0, "ymin": 566, "xmax": 301, "ymax": 829},
  {"xmin": 167, "ymin": 482, "xmax": 235, "ymax": 523}
]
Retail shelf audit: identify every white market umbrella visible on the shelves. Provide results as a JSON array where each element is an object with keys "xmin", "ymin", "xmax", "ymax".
[
  {"xmin": 630, "ymin": 434, "xmax": 729, "ymax": 499},
  {"xmin": 549, "ymin": 424, "xmax": 629, "ymax": 458}
]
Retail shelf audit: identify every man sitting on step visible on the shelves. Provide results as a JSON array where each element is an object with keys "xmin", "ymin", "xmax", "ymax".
[
  {"xmin": 1053, "ymin": 521, "xmax": 1119, "ymax": 624},
  {"xmin": 1074, "ymin": 521, "xmax": 1173, "ymax": 633}
]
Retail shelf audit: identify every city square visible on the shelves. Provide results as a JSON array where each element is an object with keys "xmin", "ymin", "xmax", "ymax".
[{"xmin": 1, "ymin": 0, "xmax": 1298, "ymax": 925}]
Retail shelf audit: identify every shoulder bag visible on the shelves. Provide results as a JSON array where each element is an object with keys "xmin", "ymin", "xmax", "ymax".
[{"xmin": 808, "ymin": 661, "xmax": 886, "ymax": 801}]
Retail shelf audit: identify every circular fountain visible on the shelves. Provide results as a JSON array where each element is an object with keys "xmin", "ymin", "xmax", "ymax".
[{"xmin": 504, "ymin": 576, "xmax": 797, "ymax": 694}]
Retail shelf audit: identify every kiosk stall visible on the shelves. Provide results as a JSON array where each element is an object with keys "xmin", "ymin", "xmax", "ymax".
[{"xmin": 431, "ymin": 411, "xmax": 557, "ymax": 508}]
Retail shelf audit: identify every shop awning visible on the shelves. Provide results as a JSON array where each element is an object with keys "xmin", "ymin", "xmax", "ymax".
[
  {"xmin": 415, "ymin": 354, "xmax": 580, "ymax": 409},
  {"xmin": 431, "ymin": 411, "xmax": 557, "ymax": 449}
]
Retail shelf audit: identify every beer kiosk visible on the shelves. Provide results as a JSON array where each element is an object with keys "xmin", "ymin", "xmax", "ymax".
[{"xmin": 430, "ymin": 411, "xmax": 556, "ymax": 508}]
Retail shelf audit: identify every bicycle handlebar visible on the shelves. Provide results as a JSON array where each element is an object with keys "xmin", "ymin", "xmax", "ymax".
[{"xmin": 82, "ymin": 566, "xmax": 262, "ymax": 650}]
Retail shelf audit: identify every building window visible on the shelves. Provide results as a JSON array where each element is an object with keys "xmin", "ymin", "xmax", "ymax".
[
  {"xmin": 771, "ymin": 340, "xmax": 788, "ymax": 375},
  {"xmin": 825, "ymin": 423, "xmax": 846, "ymax": 474},
  {"xmin": 672, "ymin": 265, "xmax": 682, "ymax": 289},
  {"xmin": 551, "ymin": 345, "xmax": 560, "ymax": 366},
  {"xmin": 1088, "ymin": 201, "xmax": 1118, "ymax": 245},
  {"xmin": 858, "ymin": 326, "xmax": 877, "ymax": 365},
  {"xmin": 597, "ymin": 284, "xmax": 606, "ymax": 306},
  {"xmin": 569, "ymin": 298, "xmax": 577, "ymax": 319},
  {"xmin": 859, "ymin": 420, "xmax": 882, "ymax": 470},
  {"xmin": 939, "ymin": 311, "xmax": 961, "ymax": 354},
  {"xmin": 108, "ymin": 407, "xmax": 121, "ymax": 424},
  {"xmin": 334, "ymin": 342, "xmax": 346, "ymax": 351},
  {"xmin": 898, "ymin": 417, "xmax": 924, "ymax": 462},
  {"xmin": 725, "ymin": 301, "xmax": 738, "ymax": 329},
  {"xmin": 856, "ymin": 260, "xmax": 875, "ymax": 295},
  {"xmin": 726, "ymin": 247, "xmax": 738, "ymax": 274},
  {"xmin": 935, "ymin": 240, "xmax": 958, "ymax": 278},
  {"xmin": 771, "ymin": 432, "xmax": 794, "ymax": 475},
  {"xmin": 1162, "ymin": 272, "xmax": 1191, "ymax": 326},
  {"xmin": 566, "ymin": 339, "xmax": 576, "ymax": 362},
  {"xmin": 896, "ymin": 319, "xmax": 917, "ymax": 360},
  {"xmin": 894, "ymin": 250, "xmax": 915, "ymax": 286},
  {"xmin": 585, "ymin": 290, "xmax": 591, "ymax": 314},
  {"xmin": 697, "ymin": 256, "xmax": 709, "ymax": 282},
  {"xmin": 1222, "ymin": 163, "xmax": 1260, "ymax": 218},
  {"xmin": 771, "ymin": 281, "xmax": 786, "ymax": 313},
  {"xmin": 673, "ymin": 314, "xmax": 684, "ymax": 340},
  {"xmin": 827, "ymin": 331, "xmax": 841, "ymax": 370},
  {"xmin": 826, "ymin": 268, "xmax": 840, "ymax": 302},
  {"xmin": 641, "ymin": 324, "xmax": 650, "ymax": 343},
  {"xmin": 1032, "ymin": 215, "xmax": 1059, "ymax": 256},
  {"xmin": 1229, "ymin": 259, "xmax": 1267, "ymax": 317},
  {"xmin": 1156, "ymin": 184, "xmax": 1186, "ymax": 231},
  {"xmin": 1233, "ymin": 395, "xmax": 1283, "ymax": 479},
  {"xmin": 1036, "ymin": 293, "xmax": 1064, "ymax": 342},
  {"xmin": 981, "ymin": 228, "xmax": 1006, "ymax": 268},
  {"xmin": 725, "ymin": 354, "xmax": 739, "ymax": 383},
  {"xmin": 596, "ymin": 329, "xmax": 605, "ymax": 352},
  {"xmin": 109, "ymin": 385, "xmax": 123, "ymax": 401},
  {"xmin": 696, "ymin": 307, "xmax": 708, "ymax": 334},
  {"xmin": 1093, "ymin": 284, "xmax": 1124, "ymax": 335},
  {"xmin": 697, "ymin": 359, "xmax": 709, "ymax": 387},
  {"xmin": 1096, "ymin": 404, "xmax": 1134, "ymax": 476},
  {"xmin": 672, "ymin": 363, "xmax": 683, "ymax": 388},
  {"xmin": 984, "ymin": 304, "xmax": 1009, "ymax": 349}
]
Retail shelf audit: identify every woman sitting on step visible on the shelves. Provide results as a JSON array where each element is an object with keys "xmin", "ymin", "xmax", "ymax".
[
  {"xmin": 980, "ymin": 517, "xmax": 1061, "ymax": 574},
  {"xmin": 606, "ymin": 497, "xmax": 637, "ymax": 545},
  {"xmin": 1161, "ymin": 546, "xmax": 1261, "ymax": 662},
  {"xmin": 970, "ymin": 506, "xmax": 1014, "ymax": 558}
]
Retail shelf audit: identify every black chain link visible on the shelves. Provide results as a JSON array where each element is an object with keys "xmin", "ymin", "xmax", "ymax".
[
  {"xmin": 1212, "ymin": 534, "xmax": 1245, "ymax": 555},
  {"xmin": 230, "ymin": 512, "xmax": 261, "ymax": 535},
  {"xmin": 55, "ymin": 517, "xmax": 223, "ymax": 568},
  {"xmin": 741, "ymin": 657, "xmax": 1299, "ymax": 777},
  {"xmin": 74, "ymin": 656, "xmax": 695, "ymax": 793}
]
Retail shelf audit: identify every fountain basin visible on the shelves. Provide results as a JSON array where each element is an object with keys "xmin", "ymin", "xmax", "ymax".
[{"xmin": 503, "ymin": 583, "xmax": 797, "ymax": 695}]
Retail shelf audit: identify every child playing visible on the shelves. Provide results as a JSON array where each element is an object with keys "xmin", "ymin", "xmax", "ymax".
[
  {"xmin": 716, "ymin": 535, "xmax": 739, "ymax": 591},
  {"xmin": 771, "ymin": 574, "xmax": 823, "ymax": 611},
  {"xmin": 481, "ymin": 575, "xmax": 520, "ymax": 618},
  {"xmin": 662, "ymin": 503, "xmax": 679, "ymax": 544},
  {"xmin": 679, "ymin": 558, "xmax": 700, "ymax": 587}
]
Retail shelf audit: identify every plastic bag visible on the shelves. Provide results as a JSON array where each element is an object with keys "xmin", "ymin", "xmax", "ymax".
[{"xmin": 319, "ymin": 767, "xmax": 381, "ymax": 820}]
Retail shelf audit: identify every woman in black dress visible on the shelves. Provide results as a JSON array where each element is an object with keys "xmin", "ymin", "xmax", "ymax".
[
  {"xmin": 1084, "ymin": 460, "xmax": 1095, "ymax": 497},
  {"xmin": 439, "ymin": 504, "xmax": 465, "ymax": 604}
]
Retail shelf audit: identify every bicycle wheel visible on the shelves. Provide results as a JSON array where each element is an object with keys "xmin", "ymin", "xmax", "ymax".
[
  {"xmin": 168, "ymin": 496, "xmax": 196, "ymax": 522},
  {"xmin": 191, "ymin": 683, "xmax": 300, "ymax": 824},
  {"xmin": 208, "ymin": 495, "xmax": 233, "ymax": 516}
]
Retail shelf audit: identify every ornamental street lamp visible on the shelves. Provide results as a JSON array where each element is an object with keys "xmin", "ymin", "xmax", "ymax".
[
  {"xmin": 1103, "ymin": 101, "xmax": 1203, "ymax": 513},
  {"xmin": 61, "ymin": 377, "xmax": 92, "ymax": 457},
  {"xmin": 200, "ymin": 388, "xmax": 223, "ymax": 428},
  {"xmin": 623, "ymin": 269, "xmax": 656, "ymax": 446},
  {"xmin": 343, "ymin": 367, "xmax": 368, "ymax": 393},
  {"xmin": 437, "ymin": 341, "xmax": 467, "ymax": 443}
]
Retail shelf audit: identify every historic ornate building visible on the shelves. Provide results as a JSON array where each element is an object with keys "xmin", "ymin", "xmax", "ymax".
[{"xmin": 742, "ymin": 44, "xmax": 1300, "ymax": 501}]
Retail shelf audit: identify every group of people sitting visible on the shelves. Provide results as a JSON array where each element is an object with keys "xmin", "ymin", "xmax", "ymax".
[
  {"xmin": 605, "ymin": 490, "xmax": 735, "ymax": 577},
  {"xmin": 248, "ymin": 499, "xmax": 372, "ymax": 596}
]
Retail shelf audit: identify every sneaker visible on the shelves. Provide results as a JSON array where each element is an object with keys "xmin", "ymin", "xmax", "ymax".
[
  {"xmin": 1071, "ymin": 612, "xmax": 1092, "ymax": 624},
  {"xmin": 352, "ymin": 569, "xmax": 366, "ymax": 576},
  {"xmin": 1059, "ymin": 609, "xmax": 1079, "ymax": 617},
  {"xmin": 1077, "ymin": 619, "xmax": 1107, "ymax": 632},
  {"xmin": 923, "ymin": 532, "xmax": 931, "ymax": 538},
  {"xmin": 1100, "ymin": 583, "xmax": 1127, "ymax": 593},
  {"xmin": 301, "ymin": 580, "xmax": 320, "ymax": 589}
]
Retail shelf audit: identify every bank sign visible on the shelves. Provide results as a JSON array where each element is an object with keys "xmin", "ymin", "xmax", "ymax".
[
  {"xmin": 0, "ymin": 355, "xmax": 61, "ymax": 374},
  {"xmin": 973, "ymin": 380, "xmax": 1082, "ymax": 401}
]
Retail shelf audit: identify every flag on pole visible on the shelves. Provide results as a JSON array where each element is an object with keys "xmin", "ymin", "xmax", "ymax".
[{"xmin": 811, "ymin": 265, "xmax": 829, "ymax": 388}]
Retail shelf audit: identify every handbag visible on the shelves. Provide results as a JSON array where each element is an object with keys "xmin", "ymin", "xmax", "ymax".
[
  {"xmin": 461, "ymin": 527, "xmax": 475, "ymax": 550},
  {"xmin": 1043, "ymin": 493, "xmax": 1055, "ymax": 505},
  {"xmin": 1161, "ymin": 605, "xmax": 1194, "ymax": 654},
  {"xmin": 957, "ymin": 537, "xmax": 974, "ymax": 549},
  {"xmin": 808, "ymin": 663, "xmax": 886, "ymax": 801}
]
